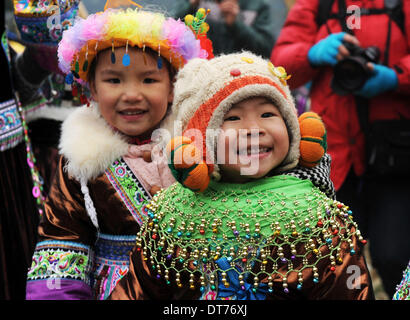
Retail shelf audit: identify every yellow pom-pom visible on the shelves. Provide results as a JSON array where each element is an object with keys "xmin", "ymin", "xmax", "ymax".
[
  {"xmin": 298, "ymin": 112, "xmax": 327, "ymax": 168},
  {"xmin": 197, "ymin": 8, "xmax": 206, "ymax": 19},
  {"xmin": 184, "ymin": 14, "xmax": 194, "ymax": 25},
  {"xmin": 200, "ymin": 22, "xmax": 210, "ymax": 34}
]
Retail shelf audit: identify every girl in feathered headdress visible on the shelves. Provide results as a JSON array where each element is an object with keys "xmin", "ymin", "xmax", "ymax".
[{"xmin": 26, "ymin": 1, "xmax": 213, "ymax": 300}]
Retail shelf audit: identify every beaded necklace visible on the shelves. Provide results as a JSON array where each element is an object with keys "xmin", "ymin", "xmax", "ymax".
[
  {"xmin": 18, "ymin": 100, "xmax": 46, "ymax": 216},
  {"xmin": 2, "ymin": 32, "xmax": 45, "ymax": 216},
  {"xmin": 137, "ymin": 175, "xmax": 366, "ymax": 296}
]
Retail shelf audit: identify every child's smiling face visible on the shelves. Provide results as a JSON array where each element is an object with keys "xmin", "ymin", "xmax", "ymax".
[
  {"xmin": 90, "ymin": 47, "xmax": 173, "ymax": 137},
  {"xmin": 217, "ymin": 97, "xmax": 290, "ymax": 183}
]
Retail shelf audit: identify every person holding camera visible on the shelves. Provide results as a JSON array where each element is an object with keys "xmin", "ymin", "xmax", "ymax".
[
  {"xmin": 171, "ymin": 0, "xmax": 286, "ymax": 58},
  {"xmin": 271, "ymin": 0, "xmax": 410, "ymax": 298}
]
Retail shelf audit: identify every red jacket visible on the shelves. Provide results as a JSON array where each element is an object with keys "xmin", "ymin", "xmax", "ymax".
[{"xmin": 271, "ymin": 0, "xmax": 410, "ymax": 190}]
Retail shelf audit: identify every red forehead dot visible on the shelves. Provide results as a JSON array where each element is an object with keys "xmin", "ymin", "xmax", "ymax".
[{"xmin": 230, "ymin": 69, "xmax": 241, "ymax": 77}]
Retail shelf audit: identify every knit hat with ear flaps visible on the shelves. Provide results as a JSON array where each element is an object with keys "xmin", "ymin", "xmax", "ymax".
[{"xmin": 167, "ymin": 51, "xmax": 301, "ymax": 192}]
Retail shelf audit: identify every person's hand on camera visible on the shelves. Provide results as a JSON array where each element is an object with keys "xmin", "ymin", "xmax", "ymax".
[
  {"xmin": 308, "ymin": 32, "xmax": 360, "ymax": 67},
  {"xmin": 354, "ymin": 63, "xmax": 398, "ymax": 98},
  {"xmin": 189, "ymin": 0, "xmax": 200, "ymax": 6},
  {"xmin": 219, "ymin": 0, "xmax": 240, "ymax": 26}
]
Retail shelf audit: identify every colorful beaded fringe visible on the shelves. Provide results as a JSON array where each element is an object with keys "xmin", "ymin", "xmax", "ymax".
[{"xmin": 136, "ymin": 176, "xmax": 366, "ymax": 296}]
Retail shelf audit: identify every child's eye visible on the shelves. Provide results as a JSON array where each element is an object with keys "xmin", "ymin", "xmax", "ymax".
[
  {"xmin": 106, "ymin": 78, "xmax": 120, "ymax": 84},
  {"xmin": 224, "ymin": 116, "xmax": 240, "ymax": 121},
  {"xmin": 261, "ymin": 112, "xmax": 275, "ymax": 118},
  {"xmin": 143, "ymin": 78, "xmax": 157, "ymax": 84}
]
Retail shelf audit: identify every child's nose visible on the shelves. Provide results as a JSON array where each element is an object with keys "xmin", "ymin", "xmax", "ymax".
[
  {"xmin": 243, "ymin": 121, "xmax": 266, "ymax": 137},
  {"xmin": 246, "ymin": 128, "xmax": 265, "ymax": 138},
  {"xmin": 123, "ymin": 85, "xmax": 143, "ymax": 103}
]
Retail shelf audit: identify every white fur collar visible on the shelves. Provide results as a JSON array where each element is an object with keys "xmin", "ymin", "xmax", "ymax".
[{"xmin": 59, "ymin": 104, "xmax": 129, "ymax": 182}]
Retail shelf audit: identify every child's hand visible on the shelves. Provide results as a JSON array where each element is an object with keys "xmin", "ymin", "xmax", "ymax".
[
  {"xmin": 298, "ymin": 112, "xmax": 327, "ymax": 168},
  {"xmin": 150, "ymin": 186, "xmax": 162, "ymax": 196}
]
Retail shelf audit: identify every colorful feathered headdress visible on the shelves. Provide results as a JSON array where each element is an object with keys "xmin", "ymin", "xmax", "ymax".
[{"xmin": 57, "ymin": 4, "xmax": 214, "ymax": 87}]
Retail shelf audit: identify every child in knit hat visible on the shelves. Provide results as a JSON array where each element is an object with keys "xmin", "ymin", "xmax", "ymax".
[
  {"xmin": 110, "ymin": 51, "xmax": 373, "ymax": 300},
  {"xmin": 26, "ymin": 3, "xmax": 213, "ymax": 300}
]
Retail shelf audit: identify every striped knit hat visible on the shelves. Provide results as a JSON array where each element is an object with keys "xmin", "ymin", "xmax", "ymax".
[{"xmin": 167, "ymin": 51, "xmax": 303, "ymax": 192}]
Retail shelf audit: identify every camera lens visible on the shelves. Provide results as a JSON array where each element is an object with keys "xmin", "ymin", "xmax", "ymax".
[{"xmin": 333, "ymin": 57, "xmax": 368, "ymax": 91}]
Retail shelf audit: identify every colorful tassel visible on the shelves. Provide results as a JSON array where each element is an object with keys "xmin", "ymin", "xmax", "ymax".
[
  {"xmin": 142, "ymin": 44, "xmax": 147, "ymax": 65},
  {"xmin": 157, "ymin": 44, "xmax": 162, "ymax": 69},
  {"xmin": 82, "ymin": 59, "xmax": 89, "ymax": 72},
  {"xmin": 65, "ymin": 73, "xmax": 74, "ymax": 84},
  {"xmin": 111, "ymin": 40, "xmax": 116, "ymax": 64},
  {"xmin": 122, "ymin": 40, "xmax": 130, "ymax": 66}
]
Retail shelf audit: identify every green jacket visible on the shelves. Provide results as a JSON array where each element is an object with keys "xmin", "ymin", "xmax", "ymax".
[{"xmin": 171, "ymin": 0, "xmax": 280, "ymax": 58}]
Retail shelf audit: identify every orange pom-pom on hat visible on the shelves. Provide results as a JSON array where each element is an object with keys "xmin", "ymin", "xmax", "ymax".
[
  {"xmin": 298, "ymin": 112, "xmax": 327, "ymax": 168},
  {"xmin": 165, "ymin": 136, "xmax": 195, "ymax": 169},
  {"xmin": 166, "ymin": 137, "xmax": 211, "ymax": 192}
]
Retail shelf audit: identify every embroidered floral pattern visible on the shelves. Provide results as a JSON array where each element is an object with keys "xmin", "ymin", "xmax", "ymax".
[
  {"xmin": 37, "ymin": 0, "xmax": 50, "ymax": 10},
  {"xmin": 27, "ymin": 240, "xmax": 93, "ymax": 285},
  {"xmin": 115, "ymin": 165, "xmax": 126, "ymax": 178}
]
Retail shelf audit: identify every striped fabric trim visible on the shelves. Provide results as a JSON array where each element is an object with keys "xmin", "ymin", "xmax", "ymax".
[
  {"xmin": 0, "ymin": 99, "xmax": 23, "ymax": 151},
  {"xmin": 105, "ymin": 157, "xmax": 151, "ymax": 225}
]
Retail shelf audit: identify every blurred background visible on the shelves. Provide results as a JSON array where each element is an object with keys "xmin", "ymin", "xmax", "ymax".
[
  {"xmin": 53, "ymin": 0, "xmax": 297, "ymax": 15},
  {"xmin": 5, "ymin": 0, "xmax": 297, "ymax": 31}
]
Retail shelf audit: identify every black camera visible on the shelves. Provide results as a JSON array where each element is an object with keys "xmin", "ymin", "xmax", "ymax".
[{"xmin": 331, "ymin": 41, "xmax": 381, "ymax": 95}]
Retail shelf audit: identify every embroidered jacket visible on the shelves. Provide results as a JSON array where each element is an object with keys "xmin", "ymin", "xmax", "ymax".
[{"xmin": 26, "ymin": 105, "xmax": 175, "ymax": 300}]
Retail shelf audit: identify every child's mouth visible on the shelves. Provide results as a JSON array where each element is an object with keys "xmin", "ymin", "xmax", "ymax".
[
  {"xmin": 118, "ymin": 109, "xmax": 148, "ymax": 120},
  {"xmin": 119, "ymin": 110, "xmax": 147, "ymax": 115},
  {"xmin": 237, "ymin": 146, "xmax": 273, "ymax": 156}
]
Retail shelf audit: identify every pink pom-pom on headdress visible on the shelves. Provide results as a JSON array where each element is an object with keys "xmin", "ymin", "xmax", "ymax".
[{"xmin": 162, "ymin": 19, "xmax": 201, "ymax": 61}]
